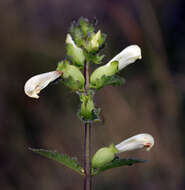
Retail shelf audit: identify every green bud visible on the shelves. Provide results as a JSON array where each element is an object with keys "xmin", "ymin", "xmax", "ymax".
[
  {"xmin": 78, "ymin": 18, "xmax": 94, "ymax": 37},
  {"xmin": 70, "ymin": 23, "xmax": 83, "ymax": 46},
  {"xmin": 92, "ymin": 144, "xmax": 119, "ymax": 168},
  {"xmin": 90, "ymin": 30, "xmax": 101, "ymax": 50},
  {"xmin": 66, "ymin": 34, "xmax": 85, "ymax": 67},
  {"xmin": 57, "ymin": 61, "xmax": 85, "ymax": 91},
  {"xmin": 90, "ymin": 61, "xmax": 119, "ymax": 89},
  {"xmin": 84, "ymin": 30, "xmax": 106, "ymax": 53},
  {"xmin": 79, "ymin": 92, "xmax": 95, "ymax": 121}
]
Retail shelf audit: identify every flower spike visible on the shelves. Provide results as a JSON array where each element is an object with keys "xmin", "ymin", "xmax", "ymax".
[{"xmin": 24, "ymin": 71, "xmax": 61, "ymax": 99}]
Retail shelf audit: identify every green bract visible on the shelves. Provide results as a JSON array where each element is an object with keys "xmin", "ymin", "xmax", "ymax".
[
  {"xmin": 57, "ymin": 61, "xmax": 85, "ymax": 91},
  {"xmin": 79, "ymin": 93, "xmax": 95, "ymax": 121},
  {"xmin": 92, "ymin": 144, "xmax": 119, "ymax": 168},
  {"xmin": 78, "ymin": 91, "xmax": 100, "ymax": 122},
  {"xmin": 90, "ymin": 61, "xmax": 119, "ymax": 89},
  {"xmin": 78, "ymin": 18, "xmax": 94, "ymax": 37}
]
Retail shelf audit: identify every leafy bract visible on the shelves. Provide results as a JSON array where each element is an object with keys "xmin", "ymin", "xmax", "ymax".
[{"xmin": 92, "ymin": 157, "xmax": 145, "ymax": 175}]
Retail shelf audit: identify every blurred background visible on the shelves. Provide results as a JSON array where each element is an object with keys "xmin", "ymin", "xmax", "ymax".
[{"xmin": 0, "ymin": 0, "xmax": 185, "ymax": 189}]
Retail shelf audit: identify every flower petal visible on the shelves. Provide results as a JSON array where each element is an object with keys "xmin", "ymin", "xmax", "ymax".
[
  {"xmin": 115, "ymin": 133, "xmax": 154, "ymax": 153},
  {"xmin": 66, "ymin": 34, "xmax": 76, "ymax": 47},
  {"xmin": 24, "ymin": 71, "xmax": 61, "ymax": 99},
  {"xmin": 106, "ymin": 45, "xmax": 141, "ymax": 70}
]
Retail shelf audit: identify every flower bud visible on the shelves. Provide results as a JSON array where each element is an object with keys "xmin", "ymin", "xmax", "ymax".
[
  {"xmin": 90, "ymin": 61, "xmax": 119, "ymax": 89},
  {"xmin": 78, "ymin": 17, "xmax": 94, "ymax": 37},
  {"xmin": 115, "ymin": 133, "xmax": 154, "ymax": 152},
  {"xmin": 66, "ymin": 34, "xmax": 85, "ymax": 67},
  {"xmin": 106, "ymin": 45, "xmax": 141, "ymax": 70},
  {"xmin": 92, "ymin": 144, "xmax": 119, "ymax": 168},
  {"xmin": 79, "ymin": 93, "xmax": 95, "ymax": 121},
  {"xmin": 85, "ymin": 30, "xmax": 106, "ymax": 53},
  {"xmin": 57, "ymin": 61, "xmax": 85, "ymax": 91},
  {"xmin": 24, "ymin": 71, "xmax": 61, "ymax": 99},
  {"xmin": 90, "ymin": 30, "xmax": 101, "ymax": 50}
]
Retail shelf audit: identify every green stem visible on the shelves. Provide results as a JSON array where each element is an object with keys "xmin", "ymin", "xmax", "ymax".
[{"xmin": 83, "ymin": 62, "xmax": 92, "ymax": 190}]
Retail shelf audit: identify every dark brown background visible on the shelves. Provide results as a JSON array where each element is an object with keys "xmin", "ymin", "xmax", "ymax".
[{"xmin": 0, "ymin": 0, "xmax": 185, "ymax": 189}]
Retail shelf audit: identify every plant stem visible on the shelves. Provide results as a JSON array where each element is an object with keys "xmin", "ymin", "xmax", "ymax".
[
  {"xmin": 83, "ymin": 62, "xmax": 92, "ymax": 190},
  {"xmin": 84, "ymin": 123, "xmax": 92, "ymax": 190},
  {"xmin": 84, "ymin": 62, "xmax": 89, "ymax": 95}
]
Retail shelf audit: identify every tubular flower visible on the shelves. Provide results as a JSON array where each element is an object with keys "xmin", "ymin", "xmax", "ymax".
[
  {"xmin": 24, "ymin": 71, "xmax": 61, "ymax": 99},
  {"xmin": 106, "ymin": 45, "xmax": 142, "ymax": 70},
  {"xmin": 115, "ymin": 133, "xmax": 154, "ymax": 153},
  {"xmin": 92, "ymin": 133, "xmax": 154, "ymax": 168},
  {"xmin": 90, "ymin": 45, "xmax": 141, "ymax": 89}
]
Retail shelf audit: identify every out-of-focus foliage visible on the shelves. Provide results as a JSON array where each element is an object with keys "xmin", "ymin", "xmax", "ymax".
[{"xmin": 0, "ymin": 0, "xmax": 185, "ymax": 190}]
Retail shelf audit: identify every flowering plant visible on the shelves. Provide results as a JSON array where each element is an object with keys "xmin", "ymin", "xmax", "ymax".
[{"xmin": 24, "ymin": 18, "xmax": 154, "ymax": 190}]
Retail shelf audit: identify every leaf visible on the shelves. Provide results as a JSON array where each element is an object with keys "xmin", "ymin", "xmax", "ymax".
[
  {"xmin": 29, "ymin": 148, "xmax": 84, "ymax": 176},
  {"xmin": 92, "ymin": 157, "xmax": 145, "ymax": 175}
]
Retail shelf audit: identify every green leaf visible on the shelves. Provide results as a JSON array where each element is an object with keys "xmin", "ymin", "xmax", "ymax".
[
  {"xmin": 29, "ymin": 148, "xmax": 84, "ymax": 176},
  {"xmin": 92, "ymin": 157, "xmax": 145, "ymax": 175}
]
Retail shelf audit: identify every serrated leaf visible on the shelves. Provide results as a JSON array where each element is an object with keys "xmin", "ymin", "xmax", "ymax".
[
  {"xmin": 92, "ymin": 158, "xmax": 145, "ymax": 175},
  {"xmin": 29, "ymin": 148, "xmax": 84, "ymax": 176}
]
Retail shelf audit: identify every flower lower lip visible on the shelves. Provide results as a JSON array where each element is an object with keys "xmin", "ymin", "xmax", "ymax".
[{"xmin": 144, "ymin": 143, "xmax": 151, "ymax": 147}]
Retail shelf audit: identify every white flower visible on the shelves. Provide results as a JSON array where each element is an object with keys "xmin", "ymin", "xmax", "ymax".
[
  {"xmin": 115, "ymin": 133, "xmax": 154, "ymax": 153},
  {"xmin": 106, "ymin": 45, "xmax": 142, "ymax": 70},
  {"xmin": 24, "ymin": 71, "xmax": 61, "ymax": 99}
]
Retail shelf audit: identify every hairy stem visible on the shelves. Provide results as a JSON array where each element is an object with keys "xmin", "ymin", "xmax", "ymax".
[
  {"xmin": 84, "ymin": 123, "xmax": 92, "ymax": 190},
  {"xmin": 83, "ymin": 62, "xmax": 92, "ymax": 190}
]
